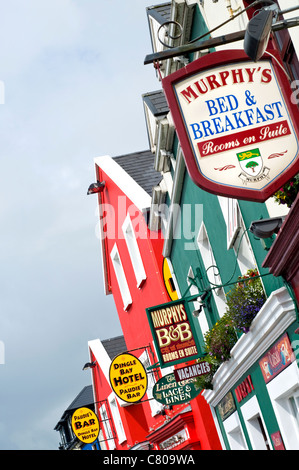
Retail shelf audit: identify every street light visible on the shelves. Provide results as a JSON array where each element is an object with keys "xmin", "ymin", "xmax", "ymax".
[
  {"xmin": 87, "ymin": 181, "xmax": 105, "ymax": 195},
  {"xmin": 192, "ymin": 290, "xmax": 210, "ymax": 318},
  {"xmin": 249, "ymin": 217, "xmax": 285, "ymax": 239},
  {"xmin": 82, "ymin": 361, "xmax": 96, "ymax": 371},
  {"xmin": 244, "ymin": 8, "xmax": 274, "ymax": 61}
]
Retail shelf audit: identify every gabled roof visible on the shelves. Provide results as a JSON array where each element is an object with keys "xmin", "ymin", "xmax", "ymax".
[
  {"xmin": 102, "ymin": 335, "xmax": 127, "ymax": 360},
  {"xmin": 113, "ymin": 150, "xmax": 162, "ymax": 196}
]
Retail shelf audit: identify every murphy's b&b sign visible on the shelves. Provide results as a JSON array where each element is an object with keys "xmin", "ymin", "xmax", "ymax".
[
  {"xmin": 162, "ymin": 50, "xmax": 299, "ymax": 202},
  {"xmin": 146, "ymin": 299, "xmax": 200, "ymax": 368}
]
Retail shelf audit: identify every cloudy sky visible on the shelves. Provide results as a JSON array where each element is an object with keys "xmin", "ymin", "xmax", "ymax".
[{"xmin": 0, "ymin": 0, "xmax": 163, "ymax": 450}]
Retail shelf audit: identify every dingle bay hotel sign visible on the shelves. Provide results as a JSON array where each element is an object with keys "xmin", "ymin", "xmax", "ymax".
[
  {"xmin": 162, "ymin": 49, "xmax": 299, "ymax": 202},
  {"xmin": 146, "ymin": 299, "xmax": 200, "ymax": 368}
]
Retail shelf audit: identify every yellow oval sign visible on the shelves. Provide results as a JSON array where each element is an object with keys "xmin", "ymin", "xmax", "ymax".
[
  {"xmin": 109, "ymin": 353, "xmax": 148, "ymax": 403},
  {"xmin": 71, "ymin": 407, "xmax": 99, "ymax": 444}
]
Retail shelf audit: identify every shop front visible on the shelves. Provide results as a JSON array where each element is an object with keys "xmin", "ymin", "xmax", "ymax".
[
  {"xmin": 146, "ymin": 406, "xmax": 201, "ymax": 451},
  {"xmin": 203, "ymin": 287, "xmax": 299, "ymax": 450}
]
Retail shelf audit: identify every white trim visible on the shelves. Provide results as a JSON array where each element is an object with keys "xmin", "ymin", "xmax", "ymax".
[
  {"xmin": 108, "ymin": 393, "xmax": 127, "ymax": 444},
  {"xmin": 203, "ymin": 287, "xmax": 296, "ymax": 407},
  {"xmin": 88, "ymin": 339, "xmax": 111, "ymax": 384},
  {"xmin": 241, "ymin": 396, "xmax": 272, "ymax": 450},
  {"xmin": 197, "ymin": 222, "xmax": 227, "ymax": 317},
  {"xmin": 266, "ymin": 362, "xmax": 299, "ymax": 449},
  {"xmin": 122, "ymin": 214, "xmax": 146, "ymax": 288},
  {"xmin": 223, "ymin": 411, "xmax": 248, "ymax": 450},
  {"xmin": 110, "ymin": 244, "xmax": 132, "ymax": 311},
  {"xmin": 88, "ymin": 339, "xmax": 128, "ymax": 408},
  {"xmin": 94, "ymin": 155, "xmax": 152, "ymax": 213}
]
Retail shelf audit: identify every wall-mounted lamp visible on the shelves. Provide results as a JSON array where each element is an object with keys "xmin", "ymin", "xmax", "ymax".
[
  {"xmin": 87, "ymin": 181, "xmax": 105, "ymax": 195},
  {"xmin": 192, "ymin": 290, "xmax": 210, "ymax": 318},
  {"xmin": 249, "ymin": 216, "xmax": 285, "ymax": 239},
  {"xmin": 82, "ymin": 361, "xmax": 96, "ymax": 371},
  {"xmin": 244, "ymin": 8, "xmax": 274, "ymax": 61}
]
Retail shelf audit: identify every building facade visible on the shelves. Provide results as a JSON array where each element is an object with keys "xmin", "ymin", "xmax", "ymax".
[
  {"xmin": 143, "ymin": 0, "xmax": 299, "ymax": 450},
  {"xmin": 87, "ymin": 150, "xmax": 221, "ymax": 450},
  {"xmin": 84, "ymin": 0, "xmax": 299, "ymax": 451}
]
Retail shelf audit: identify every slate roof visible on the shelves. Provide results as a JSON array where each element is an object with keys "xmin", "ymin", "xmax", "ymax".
[
  {"xmin": 102, "ymin": 335, "xmax": 127, "ymax": 360},
  {"xmin": 113, "ymin": 150, "xmax": 162, "ymax": 196},
  {"xmin": 142, "ymin": 90, "xmax": 169, "ymax": 117},
  {"xmin": 54, "ymin": 385, "xmax": 95, "ymax": 429},
  {"xmin": 66, "ymin": 385, "xmax": 94, "ymax": 412},
  {"xmin": 146, "ymin": 3, "xmax": 171, "ymax": 29}
]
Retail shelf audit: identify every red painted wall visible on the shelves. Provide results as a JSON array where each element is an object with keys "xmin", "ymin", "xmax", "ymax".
[
  {"xmin": 92, "ymin": 162, "xmax": 222, "ymax": 450},
  {"xmin": 96, "ymin": 165, "xmax": 169, "ymax": 351}
]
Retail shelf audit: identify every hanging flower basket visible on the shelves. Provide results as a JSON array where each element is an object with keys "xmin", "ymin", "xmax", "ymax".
[
  {"xmin": 204, "ymin": 312, "xmax": 238, "ymax": 363},
  {"xmin": 226, "ymin": 268, "xmax": 266, "ymax": 334},
  {"xmin": 273, "ymin": 174, "xmax": 299, "ymax": 208}
]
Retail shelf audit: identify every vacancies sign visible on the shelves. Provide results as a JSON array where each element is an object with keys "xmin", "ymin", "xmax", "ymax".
[
  {"xmin": 162, "ymin": 50, "xmax": 299, "ymax": 202},
  {"xmin": 146, "ymin": 299, "xmax": 200, "ymax": 368}
]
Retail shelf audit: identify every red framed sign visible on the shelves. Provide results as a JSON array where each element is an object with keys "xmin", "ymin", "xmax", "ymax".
[{"xmin": 162, "ymin": 50, "xmax": 299, "ymax": 202}]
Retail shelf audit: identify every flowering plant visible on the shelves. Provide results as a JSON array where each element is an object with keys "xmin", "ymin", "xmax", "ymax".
[
  {"xmin": 204, "ymin": 312, "xmax": 237, "ymax": 363},
  {"xmin": 226, "ymin": 268, "xmax": 266, "ymax": 333},
  {"xmin": 194, "ymin": 355, "xmax": 219, "ymax": 390},
  {"xmin": 273, "ymin": 174, "xmax": 299, "ymax": 208}
]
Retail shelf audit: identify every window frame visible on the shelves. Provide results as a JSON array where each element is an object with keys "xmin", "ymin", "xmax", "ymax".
[
  {"xmin": 122, "ymin": 214, "xmax": 146, "ymax": 288},
  {"xmin": 110, "ymin": 243, "xmax": 132, "ymax": 311}
]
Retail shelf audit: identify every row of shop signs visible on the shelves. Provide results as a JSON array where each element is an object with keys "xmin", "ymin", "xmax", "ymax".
[
  {"xmin": 71, "ymin": 298, "xmax": 209, "ymax": 443},
  {"xmin": 108, "ymin": 297, "xmax": 211, "ymax": 406},
  {"xmin": 108, "ymin": 351, "xmax": 210, "ymax": 405},
  {"xmin": 108, "ymin": 354, "xmax": 210, "ymax": 406}
]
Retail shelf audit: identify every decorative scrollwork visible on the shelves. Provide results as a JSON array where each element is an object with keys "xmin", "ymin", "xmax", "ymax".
[{"xmin": 157, "ymin": 21, "xmax": 183, "ymax": 48}]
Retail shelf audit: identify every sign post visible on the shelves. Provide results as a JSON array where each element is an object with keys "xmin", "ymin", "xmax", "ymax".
[{"xmin": 162, "ymin": 49, "xmax": 299, "ymax": 202}]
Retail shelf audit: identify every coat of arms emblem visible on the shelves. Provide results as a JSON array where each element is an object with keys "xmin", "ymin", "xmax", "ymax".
[{"xmin": 237, "ymin": 148, "xmax": 270, "ymax": 185}]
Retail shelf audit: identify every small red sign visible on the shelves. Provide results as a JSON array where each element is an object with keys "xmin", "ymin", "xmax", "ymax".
[
  {"xmin": 271, "ymin": 431, "xmax": 285, "ymax": 450},
  {"xmin": 259, "ymin": 333, "xmax": 295, "ymax": 384},
  {"xmin": 162, "ymin": 50, "xmax": 299, "ymax": 202}
]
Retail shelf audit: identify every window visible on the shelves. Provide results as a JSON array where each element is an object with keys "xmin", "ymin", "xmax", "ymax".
[
  {"xmin": 197, "ymin": 223, "xmax": 227, "ymax": 317},
  {"xmin": 144, "ymin": 102, "xmax": 158, "ymax": 152},
  {"xmin": 223, "ymin": 411, "xmax": 248, "ymax": 450},
  {"xmin": 110, "ymin": 244, "xmax": 132, "ymax": 311},
  {"xmin": 187, "ymin": 266, "xmax": 210, "ymax": 337},
  {"xmin": 267, "ymin": 361, "xmax": 299, "ymax": 449},
  {"xmin": 218, "ymin": 196, "xmax": 241, "ymax": 250},
  {"xmin": 99, "ymin": 404, "xmax": 115, "ymax": 450},
  {"xmin": 140, "ymin": 349, "xmax": 163, "ymax": 416},
  {"xmin": 122, "ymin": 215, "xmax": 146, "ymax": 288},
  {"xmin": 217, "ymin": 196, "xmax": 256, "ymax": 274},
  {"xmin": 108, "ymin": 396, "xmax": 126, "ymax": 444},
  {"xmin": 241, "ymin": 396, "xmax": 271, "ymax": 450}
]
